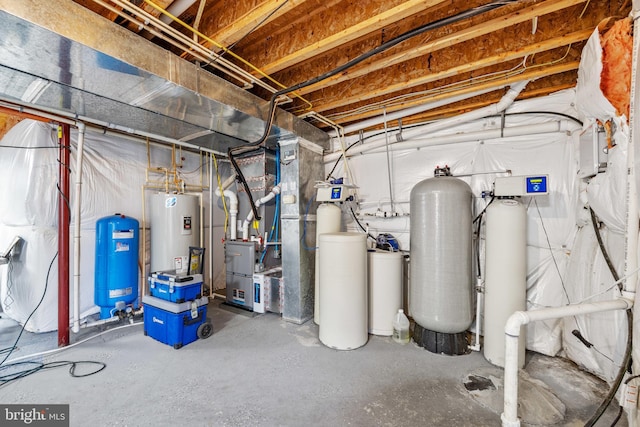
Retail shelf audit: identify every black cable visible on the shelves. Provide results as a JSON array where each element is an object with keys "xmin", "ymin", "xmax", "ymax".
[
  {"xmin": 348, "ymin": 206, "xmax": 376, "ymax": 241},
  {"xmin": 326, "ymin": 139, "xmax": 362, "ymax": 180},
  {"xmin": 610, "ymin": 406, "xmax": 624, "ymax": 427},
  {"xmin": 585, "ymin": 309, "xmax": 633, "ymax": 427},
  {"xmin": 230, "ymin": 0, "xmax": 519, "ymax": 221},
  {"xmin": 589, "ymin": 207, "xmax": 620, "ymax": 284},
  {"xmin": 473, "ymin": 196, "xmax": 494, "ymax": 224},
  {"xmin": 0, "ymin": 360, "xmax": 106, "ymax": 388},
  {"xmin": 503, "ymin": 111, "xmax": 583, "ymax": 126},
  {"xmin": 584, "ymin": 208, "xmax": 634, "ymax": 427},
  {"xmin": 0, "ymin": 252, "xmax": 57, "ymax": 367},
  {"xmin": 475, "ymin": 211, "xmax": 483, "ymax": 277},
  {"xmin": 228, "ymin": 147, "xmax": 261, "ymax": 221},
  {"xmin": 327, "ymin": 109, "xmax": 579, "ymax": 182}
]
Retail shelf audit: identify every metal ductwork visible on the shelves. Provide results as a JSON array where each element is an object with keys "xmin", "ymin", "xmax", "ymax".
[{"xmin": 0, "ymin": 0, "xmax": 329, "ymax": 152}]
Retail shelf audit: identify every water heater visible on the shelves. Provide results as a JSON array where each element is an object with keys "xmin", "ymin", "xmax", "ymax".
[
  {"xmin": 95, "ymin": 214, "xmax": 139, "ymax": 319},
  {"xmin": 150, "ymin": 193, "xmax": 200, "ymax": 272}
]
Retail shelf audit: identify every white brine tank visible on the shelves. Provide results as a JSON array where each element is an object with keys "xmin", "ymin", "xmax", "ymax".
[
  {"xmin": 150, "ymin": 193, "xmax": 200, "ymax": 272},
  {"xmin": 318, "ymin": 232, "xmax": 368, "ymax": 350},
  {"xmin": 409, "ymin": 172, "xmax": 473, "ymax": 354}
]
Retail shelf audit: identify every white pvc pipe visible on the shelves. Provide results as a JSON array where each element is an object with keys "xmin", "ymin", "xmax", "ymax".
[
  {"xmin": 219, "ymin": 174, "xmax": 236, "ymax": 191},
  {"xmin": 215, "ymin": 188, "xmax": 238, "ymax": 241},
  {"xmin": 160, "ymin": 0, "xmax": 197, "ymax": 24},
  {"xmin": 501, "ymin": 298, "xmax": 633, "ymax": 427},
  {"xmin": 242, "ymin": 185, "xmax": 280, "ymax": 241},
  {"xmin": 325, "ymin": 120, "xmax": 579, "ymax": 163},
  {"xmin": 324, "ymin": 81, "xmax": 529, "ymax": 162},
  {"xmin": 209, "ymin": 154, "xmax": 213, "ymax": 296},
  {"xmin": 330, "ymin": 85, "xmax": 505, "ymax": 136},
  {"xmin": 72, "ymin": 122, "xmax": 86, "ymax": 334}
]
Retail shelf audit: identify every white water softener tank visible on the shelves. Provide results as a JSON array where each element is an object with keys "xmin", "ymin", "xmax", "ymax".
[
  {"xmin": 318, "ymin": 232, "xmax": 368, "ymax": 350},
  {"xmin": 483, "ymin": 198, "xmax": 526, "ymax": 368},
  {"xmin": 368, "ymin": 250, "xmax": 403, "ymax": 336},
  {"xmin": 314, "ymin": 203, "xmax": 342, "ymax": 325},
  {"xmin": 150, "ymin": 193, "xmax": 200, "ymax": 272},
  {"xmin": 410, "ymin": 173, "xmax": 473, "ymax": 354}
]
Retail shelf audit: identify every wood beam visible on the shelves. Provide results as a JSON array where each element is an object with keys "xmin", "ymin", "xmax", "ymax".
[
  {"xmin": 255, "ymin": 0, "xmax": 449, "ymax": 75},
  {"xmin": 313, "ymin": 29, "xmax": 591, "ymax": 113},
  {"xmin": 328, "ymin": 61, "xmax": 580, "ymax": 125},
  {"xmin": 295, "ymin": 0, "xmax": 587, "ymax": 96},
  {"xmin": 202, "ymin": 0, "xmax": 309, "ymax": 51},
  {"xmin": 398, "ymin": 82, "xmax": 576, "ymax": 126}
]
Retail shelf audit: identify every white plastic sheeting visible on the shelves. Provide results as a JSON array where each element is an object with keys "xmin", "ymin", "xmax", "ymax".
[
  {"xmin": 0, "ymin": 120, "xmax": 214, "ymax": 332},
  {"xmin": 328, "ymin": 90, "xmax": 580, "ymax": 358},
  {"xmin": 566, "ymin": 25, "xmax": 637, "ymax": 382},
  {"xmin": 326, "ymin": 83, "xmax": 637, "ymax": 382}
]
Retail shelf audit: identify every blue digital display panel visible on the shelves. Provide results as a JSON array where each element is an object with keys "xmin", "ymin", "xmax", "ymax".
[
  {"xmin": 330, "ymin": 187, "xmax": 342, "ymax": 200},
  {"xmin": 526, "ymin": 176, "xmax": 547, "ymax": 194}
]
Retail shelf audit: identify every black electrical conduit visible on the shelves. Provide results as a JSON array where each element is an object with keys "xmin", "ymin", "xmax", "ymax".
[
  {"xmin": 228, "ymin": 0, "xmax": 521, "ymax": 221},
  {"xmin": 584, "ymin": 207, "xmax": 633, "ymax": 427}
]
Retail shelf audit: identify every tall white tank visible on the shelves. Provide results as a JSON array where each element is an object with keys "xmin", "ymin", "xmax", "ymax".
[
  {"xmin": 150, "ymin": 193, "xmax": 200, "ymax": 272},
  {"xmin": 409, "ymin": 176, "xmax": 473, "ymax": 333},
  {"xmin": 483, "ymin": 198, "xmax": 527, "ymax": 368},
  {"xmin": 368, "ymin": 250, "xmax": 403, "ymax": 336},
  {"xmin": 314, "ymin": 203, "xmax": 342, "ymax": 324},
  {"xmin": 318, "ymin": 232, "xmax": 368, "ymax": 350}
]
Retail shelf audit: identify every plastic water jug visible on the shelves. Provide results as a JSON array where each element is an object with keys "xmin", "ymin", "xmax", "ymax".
[{"xmin": 392, "ymin": 309, "xmax": 410, "ymax": 344}]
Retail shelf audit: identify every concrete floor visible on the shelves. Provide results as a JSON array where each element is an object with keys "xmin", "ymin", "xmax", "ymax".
[{"xmin": 0, "ymin": 298, "xmax": 625, "ymax": 427}]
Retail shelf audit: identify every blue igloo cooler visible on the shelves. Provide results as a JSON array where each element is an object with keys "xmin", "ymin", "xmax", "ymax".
[
  {"xmin": 148, "ymin": 271, "xmax": 203, "ymax": 303},
  {"xmin": 143, "ymin": 295, "xmax": 212, "ymax": 349}
]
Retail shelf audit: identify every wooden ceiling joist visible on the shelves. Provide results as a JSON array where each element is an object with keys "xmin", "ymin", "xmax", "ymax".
[
  {"xmin": 203, "ymin": 0, "xmax": 308, "ymax": 52},
  {"xmin": 294, "ymin": 0, "xmax": 588, "ymax": 96},
  {"xmin": 329, "ymin": 61, "xmax": 580, "ymax": 125},
  {"xmin": 312, "ymin": 28, "xmax": 592, "ymax": 113},
  {"xmin": 253, "ymin": 0, "xmax": 450, "ymax": 76}
]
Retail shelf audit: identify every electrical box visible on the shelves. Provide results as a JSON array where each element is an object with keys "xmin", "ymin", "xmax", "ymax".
[
  {"xmin": 494, "ymin": 175, "xmax": 549, "ymax": 197},
  {"xmin": 578, "ymin": 124, "xmax": 608, "ymax": 178}
]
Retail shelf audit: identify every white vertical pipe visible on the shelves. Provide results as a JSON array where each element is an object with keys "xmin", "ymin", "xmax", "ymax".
[
  {"xmin": 209, "ymin": 154, "xmax": 213, "ymax": 296},
  {"xmin": 72, "ymin": 122, "xmax": 86, "ymax": 334},
  {"xmin": 501, "ymin": 298, "xmax": 633, "ymax": 427},
  {"xmin": 215, "ymin": 188, "xmax": 238, "ymax": 241}
]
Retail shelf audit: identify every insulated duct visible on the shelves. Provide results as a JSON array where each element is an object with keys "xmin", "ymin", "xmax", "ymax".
[{"xmin": 0, "ymin": 0, "xmax": 329, "ymax": 152}]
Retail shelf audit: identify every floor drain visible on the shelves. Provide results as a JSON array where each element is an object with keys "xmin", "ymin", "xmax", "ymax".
[{"xmin": 463, "ymin": 375, "xmax": 496, "ymax": 392}]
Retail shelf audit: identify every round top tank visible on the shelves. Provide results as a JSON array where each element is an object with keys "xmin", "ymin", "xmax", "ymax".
[
  {"xmin": 95, "ymin": 214, "xmax": 140, "ymax": 318},
  {"xmin": 150, "ymin": 193, "xmax": 200, "ymax": 272},
  {"xmin": 409, "ymin": 176, "xmax": 474, "ymax": 334}
]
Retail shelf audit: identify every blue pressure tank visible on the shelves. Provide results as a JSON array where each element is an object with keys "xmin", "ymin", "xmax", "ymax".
[{"xmin": 95, "ymin": 214, "xmax": 140, "ymax": 319}]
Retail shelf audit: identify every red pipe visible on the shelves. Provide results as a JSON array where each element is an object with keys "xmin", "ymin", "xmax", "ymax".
[{"xmin": 58, "ymin": 124, "xmax": 71, "ymax": 346}]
